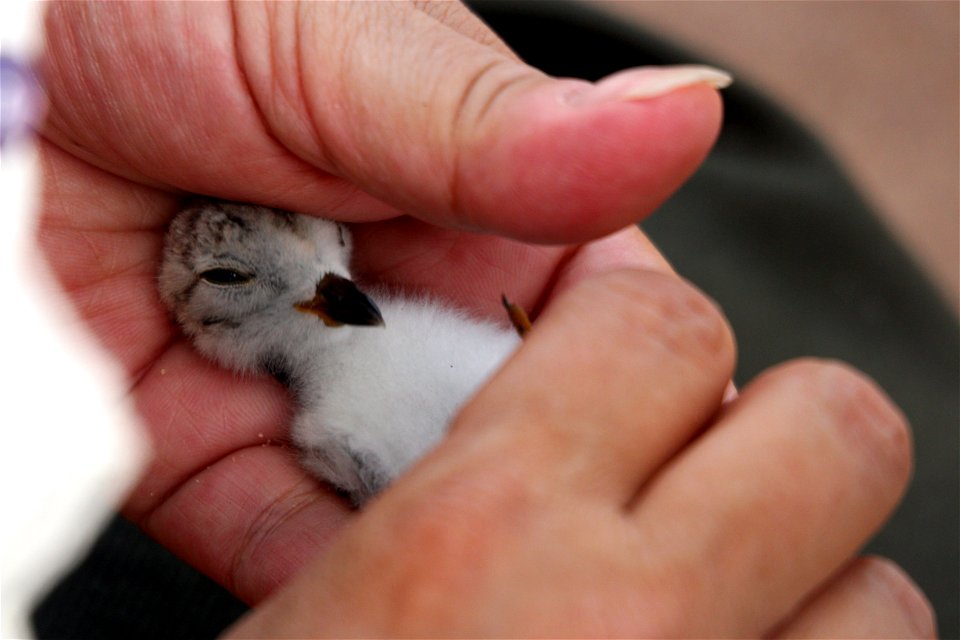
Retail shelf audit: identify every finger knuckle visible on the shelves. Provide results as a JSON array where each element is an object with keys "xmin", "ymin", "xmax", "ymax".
[
  {"xmin": 602, "ymin": 270, "xmax": 734, "ymax": 368},
  {"xmin": 450, "ymin": 58, "xmax": 527, "ymax": 135},
  {"xmin": 778, "ymin": 359, "xmax": 912, "ymax": 485},
  {"xmin": 859, "ymin": 556, "xmax": 937, "ymax": 639}
]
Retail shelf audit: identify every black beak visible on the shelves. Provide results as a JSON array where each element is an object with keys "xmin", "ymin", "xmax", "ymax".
[{"xmin": 294, "ymin": 273, "xmax": 385, "ymax": 327}]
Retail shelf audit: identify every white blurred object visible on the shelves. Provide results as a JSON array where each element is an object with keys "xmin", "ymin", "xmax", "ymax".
[{"xmin": 1, "ymin": 3, "xmax": 150, "ymax": 638}]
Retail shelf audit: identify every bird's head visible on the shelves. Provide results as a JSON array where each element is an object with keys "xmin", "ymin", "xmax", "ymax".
[{"xmin": 159, "ymin": 200, "xmax": 383, "ymax": 374}]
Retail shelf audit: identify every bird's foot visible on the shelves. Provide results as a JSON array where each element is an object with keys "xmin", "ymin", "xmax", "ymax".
[{"xmin": 501, "ymin": 295, "xmax": 532, "ymax": 338}]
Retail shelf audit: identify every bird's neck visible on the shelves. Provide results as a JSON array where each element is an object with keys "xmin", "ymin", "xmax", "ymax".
[{"xmin": 252, "ymin": 322, "xmax": 356, "ymax": 404}]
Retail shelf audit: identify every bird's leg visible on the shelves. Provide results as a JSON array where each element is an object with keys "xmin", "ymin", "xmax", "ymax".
[{"xmin": 501, "ymin": 295, "xmax": 532, "ymax": 338}]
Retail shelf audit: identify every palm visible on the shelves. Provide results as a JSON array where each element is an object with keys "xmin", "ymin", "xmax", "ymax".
[{"xmin": 38, "ymin": 1, "xmax": 719, "ymax": 606}]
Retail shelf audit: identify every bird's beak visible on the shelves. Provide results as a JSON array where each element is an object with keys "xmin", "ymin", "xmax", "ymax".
[{"xmin": 294, "ymin": 273, "xmax": 385, "ymax": 328}]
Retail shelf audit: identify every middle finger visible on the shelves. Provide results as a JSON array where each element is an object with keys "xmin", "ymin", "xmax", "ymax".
[{"xmin": 629, "ymin": 360, "xmax": 912, "ymax": 637}]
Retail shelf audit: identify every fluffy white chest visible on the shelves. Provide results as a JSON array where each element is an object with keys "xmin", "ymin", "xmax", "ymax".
[{"xmin": 292, "ymin": 294, "xmax": 520, "ymax": 501}]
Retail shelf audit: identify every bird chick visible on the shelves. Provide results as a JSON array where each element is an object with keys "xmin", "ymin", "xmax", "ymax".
[{"xmin": 159, "ymin": 200, "xmax": 520, "ymax": 504}]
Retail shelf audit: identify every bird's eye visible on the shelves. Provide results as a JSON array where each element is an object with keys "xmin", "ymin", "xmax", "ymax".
[{"xmin": 199, "ymin": 268, "xmax": 254, "ymax": 286}]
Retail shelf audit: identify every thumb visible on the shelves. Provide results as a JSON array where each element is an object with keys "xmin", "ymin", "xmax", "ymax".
[{"xmin": 234, "ymin": 2, "xmax": 728, "ymax": 243}]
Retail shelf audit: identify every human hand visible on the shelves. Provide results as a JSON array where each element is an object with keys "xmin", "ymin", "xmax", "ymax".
[
  {"xmin": 38, "ymin": 0, "xmax": 723, "ymax": 603},
  {"xmin": 37, "ymin": 2, "xmax": 932, "ymax": 636},
  {"xmin": 226, "ymin": 269, "xmax": 932, "ymax": 638}
]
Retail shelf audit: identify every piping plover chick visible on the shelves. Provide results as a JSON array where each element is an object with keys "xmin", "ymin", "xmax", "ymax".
[{"xmin": 159, "ymin": 200, "xmax": 521, "ymax": 504}]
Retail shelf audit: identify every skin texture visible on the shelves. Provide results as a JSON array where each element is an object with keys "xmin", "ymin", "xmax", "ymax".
[{"xmin": 37, "ymin": 1, "xmax": 934, "ymax": 637}]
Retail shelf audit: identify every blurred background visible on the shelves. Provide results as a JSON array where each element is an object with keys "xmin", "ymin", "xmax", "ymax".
[{"xmin": 592, "ymin": 1, "xmax": 959, "ymax": 311}]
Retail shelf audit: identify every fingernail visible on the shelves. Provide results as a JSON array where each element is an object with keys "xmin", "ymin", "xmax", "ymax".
[{"xmin": 566, "ymin": 65, "xmax": 733, "ymax": 107}]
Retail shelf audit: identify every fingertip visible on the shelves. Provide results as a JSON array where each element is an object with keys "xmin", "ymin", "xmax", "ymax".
[
  {"xmin": 454, "ymin": 82, "xmax": 724, "ymax": 243},
  {"xmin": 545, "ymin": 225, "xmax": 674, "ymax": 302}
]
